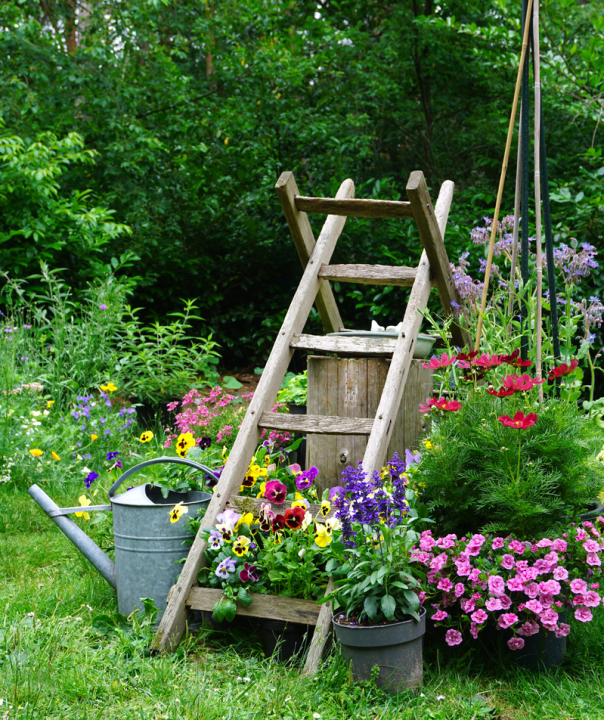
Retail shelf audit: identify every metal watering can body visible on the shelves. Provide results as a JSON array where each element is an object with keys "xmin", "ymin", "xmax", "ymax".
[{"xmin": 29, "ymin": 457, "xmax": 216, "ymax": 618}]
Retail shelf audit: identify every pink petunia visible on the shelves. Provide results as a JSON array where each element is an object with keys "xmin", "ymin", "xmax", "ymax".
[
  {"xmin": 432, "ymin": 609, "xmax": 448, "ymax": 622},
  {"xmin": 570, "ymin": 578, "xmax": 588, "ymax": 594},
  {"xmin": 470, "ymin": 621, "xmax": 479, "ymax": 639},
  {"xmin": 456, "ymin": 561, "xmax": 471, "ymax": 577},
  {"xmin": 508, "ymin": 540, "xmax": 526, "ymax": 555},
  {"xmin": 498, "ymin": 613, "xmax": 519, "ymax": 629},
  {"xmin": 536, "ymin": 538, "xmax": 552, "ymax": 548},
  {"xmin": 436, "ymin": 533, "xmax": 458, "ymax": 549},
  {"xmin": 485, "ymin": 597, "xmax": 503, "ymax": 612},
  {"xmin": 499, "ymin": 594, "xmax": 513, "ymax": 610},
  {"xmin": 551, "ymin": 538, "xmax": 567, "ymax": 553},
  {"xmin": 539, "ymin": 609, "xmax": 559, "ymax": 630},
  {"xmin": 500, "ymin": 554, "xmax": 515, "ymax": 570},
  {"xmin": 575, "ymin": 529, "xmax": 588, "ymax": 541},
  {"xmin": 460, "ymin": 598, "xmax": 475, "ymax": 613},
  {"xmin": 539, "ymin": 579, "xmax": 561, "ymax": 596},
  {"xmin": 583, "ymin": 591, "xmax": 601, "ymax": 608},
  {"xmin": 525, "ymin": 599, "xmax": 543, "ymax": 614},
  {"xmin": 507, "ymin": 637, "xmax": 525, "ymax": 651},
  {"xmin": 430, "ymin": 552, "xmax": 448, "ymax": 571},
  {"xmin": 454, "ymin": 583, "xmax": 465, "ymax": 598},
  {"xmin": 575, "ymin": 607, "xmax": 593, "ymax": 622},
  {"xmin": 492, "ymin": 537, "xmax": 505, "ymax": 550},
  {"xmin": 488, "ymin": 575, "xmax": 505, "ymax": 596},
  {"xmin": 517, "ymin": 620, "xmax": 540, "ymax": 637},
  {"xmin": 420, "ymin": 534, "xmax": 436, "ymax": 552},
  {"xmin": 471, "ymin": 609, "xmax": 488, "ymax": 624},
  {"xmin": 507, "ymin": 577, "xmax": 524, "ymax": 592},
  {"xmin": 586, "ymin": 553, "xmax": 602, "ymax": 567},
  {"xmin": 583, "ymin": 539, "xmax": 600, "ymax": 553},
  {"xmin": 468, "ymin": 568, "xmax": 481, "ymax": 582},
  {"xmin": 553, "ymin": 566, "xmax": 569, "ymax": 581},
  {"xmin": 437, "ymin": 577, "xmax": 453, "ymax": 592},
  {"xmin": 554, "ymin": 623, "xmax": 571, "ymax": 638},
  {"xmin": 445, "ymin": 629, "xmax": 463, "ymax": 646}
]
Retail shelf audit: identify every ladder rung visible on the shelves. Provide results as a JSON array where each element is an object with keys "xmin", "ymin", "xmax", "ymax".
[
  {"xmin": 295, "ymin": 196, "xmax": 414, "ymax": 219},
  {"xmin": 319, "ymin": 263, "xmax": 418, "ymax": 286},
  {"xmin": 258, "ymin": 411, "xmax": 374, "ymax": 435},
  {"xmin": 291, "ymin": 333, "xmax": 396, "ymax": 356}
]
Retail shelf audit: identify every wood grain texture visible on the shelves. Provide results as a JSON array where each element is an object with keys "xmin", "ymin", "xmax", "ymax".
[
  {"xmin": 291, "ymin": 333, "xmax": 397, "ymax": 356},
  {"xmin": 361, "ymin": 177, "xmax": 455, "ymax": 475},
  {"xmin": 275, "ymin": 172, "xmax": 342, "ymax": 334},
  {"xmin": 259, "ymin": 411, "xmax": 373, "ymax": 435},
  {"xmin": 406, "ymin": 174, "xmax": 471, "ymax": 350},
  {"xmin": 302, "ymin": 578, "xmax": 335, "ymax": 677},
  {"xmin": 186, "ymin": 588, "xmax": 321, "ymax": 625},
  {"xmin": 307, "ymin": 356, "xmax": 432, "ymax": 491},
  {"xmin": 295, "ymin": 196, "xmax": 413, "ymax": 219},
  {"xmin": 318, "ymin": 264, "xmax": 417, "ymax": 286},
  {"xmin": 152, "ymin": 178, "xmax": 355, "ymax": 654}
]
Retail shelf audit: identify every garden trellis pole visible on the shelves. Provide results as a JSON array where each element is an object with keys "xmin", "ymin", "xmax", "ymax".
[
  {"xmin": 153, "ymin": 169, "xmax": 469, "ymax": 656},
  {"xmin": 474, "ymin": 0, "xmax": 534, "ymax": 351},
  {"xmin": 534, "ymin": 0, "xmax": 544, "ymax": 402}
]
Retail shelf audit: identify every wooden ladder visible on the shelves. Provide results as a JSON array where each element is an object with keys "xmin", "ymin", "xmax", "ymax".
[{"xmin": 152, "ymin": 170, "xmax": 470, "ymax": 654}]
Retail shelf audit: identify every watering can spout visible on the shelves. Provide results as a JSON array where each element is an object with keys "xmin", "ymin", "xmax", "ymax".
[{"xmin": 28, "ymin": 484, "xmax": 116, "ymax": 589}]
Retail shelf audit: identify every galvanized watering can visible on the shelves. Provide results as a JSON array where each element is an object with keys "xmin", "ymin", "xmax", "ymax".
[{"xmin": 28, "ymin": 457, "xmax": 216, "ymax": 617}]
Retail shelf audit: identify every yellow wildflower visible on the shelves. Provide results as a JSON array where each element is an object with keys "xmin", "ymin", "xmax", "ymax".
[
  {"xmin": 169, "ymin": 502, "xmax": 188, "ymax": 523},
  {"xmin": 46, "ymin": 400, "xmax": 55, "ymax": 409},
  {"xmin": 75, "ymin": 495, "xmax": 91, "ymax": 520},
  {"xmin": 423, "ymin": 440, "xmax": 433, "ymax": 450},
  {"xmin": 52, "ymin": 451, "xmax": 61, "ymax": 461},
  {"xmin": 90, "ymin": 434, "xmax": 98, "ymax": 441},
  {"xmin": 100, "ymin": 382, "xmax": 118, "ymax": 393},
  {"xmin": 139, "ymin": 430, "xmax": 154, "ymax": 443},
  {"xmin": 29, "ymin": 448, "xmax": 43, "ymax": 457}
]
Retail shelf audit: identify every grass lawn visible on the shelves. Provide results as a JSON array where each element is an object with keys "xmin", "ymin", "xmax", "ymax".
[{"xmin": 1, "ymin": 483, "xmax": 604, "ymax": 720}]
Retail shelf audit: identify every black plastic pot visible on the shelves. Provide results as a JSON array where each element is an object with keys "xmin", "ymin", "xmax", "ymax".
[
  {"xmin": 580, "ymin": 501, "xmax": 604, "ymax": 522},
  {"xmin": 260, "ymin": 620, "xmax": 311, "ymax": 664},
  {"xmin": 515, "ymin": 611, "xmax": 567, "ymax": 671},
  {"xmin": 333, "ymin": 609, "xmax": 426, "ymax": 693}
]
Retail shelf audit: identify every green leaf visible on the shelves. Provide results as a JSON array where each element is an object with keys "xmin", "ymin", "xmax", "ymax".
[
  {"xmin": 237, "ymin": 588, "xmax": 253, "ymax": 607},
  {"xmin": 381, "ymin": 594, "xmax": 396, "ymax": 621},
  {"xmin": 403, "ymin": 590, "xmax": 420, "ymax": 611},
  {"xmin": 222, "ymin": 375, "xmax": 243, "ymax": 389},
  {"xmin": 211, "ymin": 600, "xmax": 225, "ymax": 624},
  {"xmin": 364, "ymin": 596, "xmax": 379, "ymax": 619},
  {"xmin": 222, "ymin": 599, "xmax": 237, "ymax": 622}
]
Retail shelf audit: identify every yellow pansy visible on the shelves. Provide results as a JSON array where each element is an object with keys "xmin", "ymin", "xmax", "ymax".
[
  {"xmin": 75, "ymin": 495, "xmax": 91, "ymax": 520},
  {"xmin": 319, "ymin": 500, "xmax": 331, "ymax": 518},
  {"xmin": 175, "ymin": 432, "xmax": 195, "ymax": 457},
  {"xmin": 314, "ymin": 523, "xmax": 332, "ymax": 548},
  {"xmin": 169, "ymin": 502, "xmax": 188, "ymax": 523},
  {"xmin": 235, "ymin": 512, "xmax": 255, "ymax": 531},
  {"xmin": 222, "ymin": 445, "xmax": 229, "ymax": 462},
  {"xmin": 29, "ymin": 448, "xmax": 43, "ymax": 457},
  {"xmin": 291, "ymin": 499, "xmax": 309, "ymax": 510},
  {"xmin": 256, "ymin": 482, "xmax": 267, "ymax": 499},
  {"xmin": 233, "ymin": 535, "xmax": 251, "ymax": 557},
  {"xmin": 140, "ymin": 431, "xmax": 154, "ymax": 443},
  {"xmin": 52, "ymin": 451, "xmax": 61, "ymax": 461},
  {"xmin": 326, "ymin": 517, "xmax": 341, "ymax": 533}
]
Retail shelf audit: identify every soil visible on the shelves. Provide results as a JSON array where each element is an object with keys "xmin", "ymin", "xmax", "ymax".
[{"xmin": 334, "ymin": 611, "xmax": 419, "ymax": 628}]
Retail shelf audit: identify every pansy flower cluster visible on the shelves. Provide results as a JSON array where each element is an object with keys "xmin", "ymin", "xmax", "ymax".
[{"xmin": 411, "ymin": 519, "xmax": 604, "ymax": 651}]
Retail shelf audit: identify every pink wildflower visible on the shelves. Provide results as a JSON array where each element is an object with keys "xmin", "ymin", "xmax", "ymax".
[
  {"xmin": 500, "ymin": 554, "xmax": 515, "ymax": 570},
  {"xmin": 554, "ymin": 623, "xmax": 570, "ymax": 638},
  {"xmin": 487, "ymin": 575, "xmax": 505, "ymax": 595},
  {"xmin": 583, "ymin": 591, "xmax": 601, "ymax": 608},
  {"xmin": 492, "ymin": 537, "xmax": 505, "ymax": 550},
  {"xmin": 574, "ymin": 607, "xmax": 593, "ymax": 622},
  {"xmin": 432, "ymin": 609, "xmax": 448, "ymax": 622},
  {"xmin": 485, "ymin": 598, "xmax": 502, "ymax": 612},
  {"xmin": 525, "ymin": 599, "xmax": 543, "ymax": 614},
  {"xmin": 445, "ymin": 629, "xmax": 463, "ymax": 646},
  {"xmin": 422, "ymin": 353, "xmax": 456, "ymax": 370},
  {"xmin": 507, "ymin": 637, "xmax": 525, "ymax": 651},
  {"xmin": 471, "ymin": 609, "xmax": 488, "ymax": 624},
  {"xmin": 570, "ymin": 578, "xmax": 588, "ymax": 594},
  {"xmin": 498, "ymin": 613, "xmax": 519, "ymax": 629}
]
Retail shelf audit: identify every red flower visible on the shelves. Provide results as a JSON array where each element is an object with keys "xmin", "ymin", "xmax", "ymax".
[
  {"xmin": 487, "ymin": 387, "xmax": 515, "ymax": 397},
  {"xmin": 498, "ymin": 411, "xmax": 538, "ymax": 429},
  {"xmin": 284, "ymin": 506, "xmax": 306, "ymax": 530},
  {"xmin": 501, "ymin": 374, "xmax": 545, "ymax": 393},
  {"xmin": 475, "ymin": 353, "xmax": 504, "ymax": 370},
  {"xmin": 271, "ymin": 514, "xmax": 286, "ymax": 532},
  {"xmin": 419, "ymin": 397, "xmax": 462, "ymax": 413},
  {"xmin": 265, "ymin": 480, "xmax": 287, "ymax": 504},
  {"xmin": 548, "ymin": 359, "xmax": 578, "ymax": 380},
  {"xmin": 422, "ymin": 352, "xmax": 457, "ymax": 370},
  {"xmin": 456, "ymin": 350, "xmax": 480, "ymax": 369},
  {"xmin": 501, "ymin": 349, "xmax": 533, "ymax": 368}
]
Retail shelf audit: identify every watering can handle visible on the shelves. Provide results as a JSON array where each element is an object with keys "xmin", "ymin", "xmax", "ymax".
[{"xmin": 107, "ymin": 456, "xmax": 220, "ymax": 501}]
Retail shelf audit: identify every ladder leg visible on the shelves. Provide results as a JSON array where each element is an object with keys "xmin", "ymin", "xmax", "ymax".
[
  {"xmin": 152, "ymin": 178, "xmax": 355, "ymax": 653},
  {"xmin": 362, "ymin": 181, "xmax": 456, "ymax": 475}
]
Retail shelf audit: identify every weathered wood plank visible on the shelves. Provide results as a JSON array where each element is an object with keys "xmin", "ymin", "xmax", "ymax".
[
  {"xmin": 318, "ymin": 264, "xmax": 418, "ymax": 286},
  {"xmin": 291, "ymin": 333, "xmax": 397, "ymax": 356},
  {"xmin": 295, "ymin": 196, "xmax": 413, "ymax": 219},
  {"xmin": 187, "ymin": 588, "xmax": 321, "ymax": 625},
  {"xmin": 406, "ymin": 174, "xmax": 471, "ymax": 350},
  {"xmin": 152, "ymin": 178, "xmax": 355, "ymax": 654},
  {"xmin": 362, "ymin": 178, "xmax": 454, "ymax": 475},
  {"xmin": 302, "ymin": 578, "xmax": 335, "ymax": 677},
  {"xmin": 276, "ymin": 173, "xmax": 343, "ymax": 335},
  {"xmin": 259, "ymin": 412, "xmax": 373, "ymax": 436}
]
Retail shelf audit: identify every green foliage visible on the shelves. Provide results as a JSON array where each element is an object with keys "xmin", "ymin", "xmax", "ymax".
[
  {"xmin": 418, "ymin": 389, "xmax": 604, "ymax": 538},
  {"xmin": 276, "ymin": 370, "xmax": 307, "ymax": 406}
]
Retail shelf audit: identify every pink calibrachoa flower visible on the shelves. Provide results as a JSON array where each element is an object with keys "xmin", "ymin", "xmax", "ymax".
[
  {"xmin": 587, "ymin": 553, "xmax": 602, "ymax": 566},
  {"xmin": 507, "ymin": 637, "xmax": 525, "ymax": 651},
  {"xmin": 499, "ymin": 594, "xmax": 513, "ymax": 610},
  {"xmin": 485, "ymin": 597, "xmax": 503, "ymax": 611},
  {"xmin": 507, "ymin": 577, "xmax": 524, "ymax": 592},
  {"xmin": 517, "ymin": 620, "xmax": 540, "ymax": 637},
  {"xmin": 454, "ymin": 583, "xmax": 465, "ymax": 598},
  {"xmin": 487, "ymin": 575, "xmax": 505, "ymax": 595},
  {"xmin": 508, "ymin": 540, "xmax": 526, "ymax": 554},
  {"xmin": 575, "ymin": 607, "xmax": 593, "ymax": 622},
  {"xmin": 570, "ymin": 578, "xmax": 588, "ymax": 594},
  {"xmin": 583, "ymin": 591, "xmax": 601, "ymax": 608},
  {"xmin": 445, "ymin": 629, "xmax": 463, "ymax": 646},
  {"xmin": 471, "ymin": 609, "xmax": 488, "ymax": 624},
  {"xmin": 498, "ymin": 613, "xmax": 519, "ymax": 629},
  {"xmin": 437, "ymin": 577, "xmax": 453, "ymax": 592},
  {"xmin": 501, "ymin": 554, "xmax": 515, "ymax": 570},
  {"xmin": 553, "ymin": 566, "xmax": 569, "ymax": 581},
  {"xmin": 469, "ymin": 621, "xmax": 479, "ymax": 639},
  {"xmin": 539, "ymin": 609, "xmax": 559, "ymax": 630},
  {"xmin": 432, "ymin": 609, "xmax": 448, "ymax": 621},
  {"xmin": 536, "ymin": 538, "xmax": 552, "ymax": 548},
  {"xmin": 583, "ymin": 539, "xmax": 600, "ymax": 553},
  {"xmin": 555, "ymin": 623, "xmax": 571, "ymax": 638},
  {"xmin": 525, "ymin": 599, "xmax": 543, "ymax": 614},
  {"xmin": 492, "ymin": 537, "xmax": 505, "ymax": 550}
]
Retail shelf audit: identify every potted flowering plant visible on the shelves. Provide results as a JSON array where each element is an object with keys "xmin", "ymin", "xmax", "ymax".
[
  {"xmin": 323, "ymin": 454, "xmax": 428, "ymax": 692},
  {"xmin": 411, "ymin": 518, "xmax": 604, "ymax": 669}
]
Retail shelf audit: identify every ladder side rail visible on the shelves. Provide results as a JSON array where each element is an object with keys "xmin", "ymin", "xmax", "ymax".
[
  {"xmin": 152, "ymin": 178, "xmax": 355, "ymax": 653},
  {"xmin": 406, "ymin": 174, "xmax": 471, "ymax": 350},
  {"xmin": 361, "ymin": 180, "xmax": 455, "ymax": 475},
  {"xmin": 276, "ymin": 172, "xmax": 343, "ymax": 334}
]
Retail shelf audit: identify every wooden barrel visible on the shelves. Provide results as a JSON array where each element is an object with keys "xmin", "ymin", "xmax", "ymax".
[{"xmin": 306, "ymin": 356, "xmax": 432, "ymax": 494}]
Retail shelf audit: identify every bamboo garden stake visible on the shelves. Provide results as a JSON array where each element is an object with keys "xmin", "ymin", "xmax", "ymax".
[
  {"xmin": 533, "ymin": 0, "xmax": 544, "ymax": 403},
  {"xmin": 474, "ymin": 0, "xmax": 534, "ymax": 351}
]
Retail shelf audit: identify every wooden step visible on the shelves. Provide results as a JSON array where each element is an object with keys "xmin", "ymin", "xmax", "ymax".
[
  {"xmin": 295, "ymin": 196, "xmax": 413, "ymax": 219},
  {"xmin": 187, "ymin": 587, "xmax": 321, "ymax": 625},
  {"xmin": 319, "ymin": 263, "xmax": 419, "ymax": 286},
  {"xmin": 290, "ymin": 333, "xmax": 396, "ymax": 356},
  {"xmin": 258, "ymin": 411, "xmax": 373, "ymax": 435}
]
